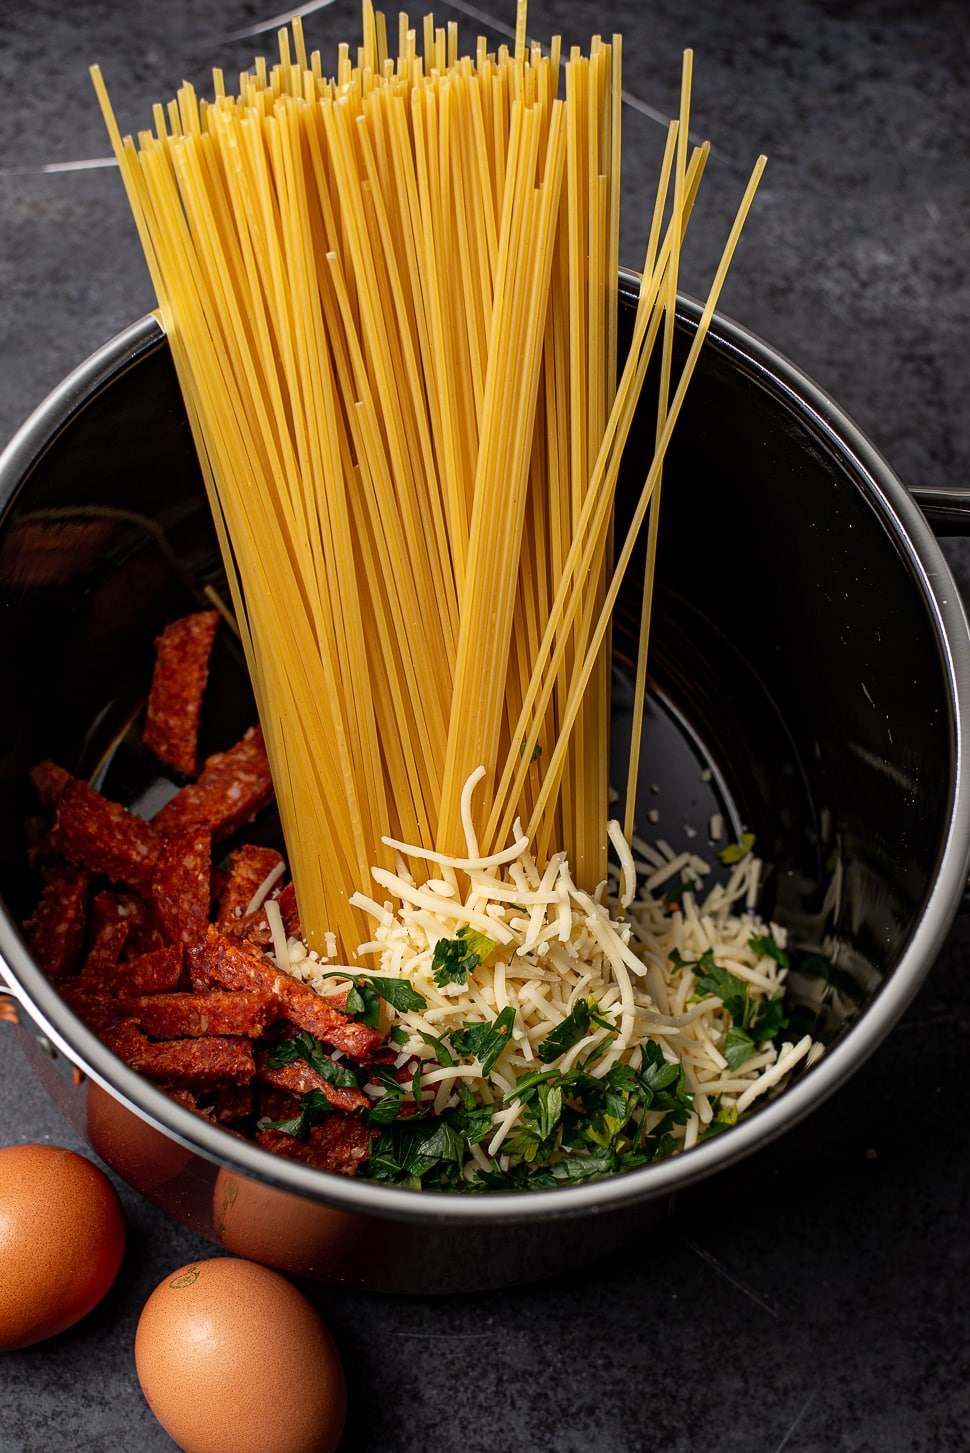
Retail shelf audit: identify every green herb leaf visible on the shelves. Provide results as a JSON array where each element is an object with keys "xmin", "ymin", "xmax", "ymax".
[
  {"xmin": 364, "ymin": 1116, "xmax": 466, "ymax": 1188},
  {"xmin": 538, "ymin": 997, "xmax": 612, "ymax": 1063},
  {"xmin": 527, "ymin": 1145, "xmax": 619, "ymax": 1187},
  {"xmin": 263, "ymin": 1087, "xmax": 331, "ymax": 1140},
  {"xmin": 750, "ymin": 993, "xmax": 789, "ymax": 1043},
  {"xmin": 266, "ymin": 1030, "xmax": 362, "ymax": 1089},
  {"xmin": 700, "ymin": 1100, "xmax": 739, "ymax": 1140},
  {"xmin": 450, "ymin": 1005, "xmax": 516, "ymax": 1075},
  {"xmin": 635, "ymin": 1039, "xmax": 682, "ymax": 1098},
  {"xmin": 390, "ymin": 1025, "xmax": 410, "ymax": 1047},
  {"xmin": 417, "ymin": 1028, "xmax": 457, "ymax": 1069},
  {"xmin": 317, "ymin": 970, "xmax": 428, "ymax": 1026},
  {"xmin": 431, "ymin": 926, "xmax": 496, "ymax": 988},
  {"xmin": 723, "ymin": 1025, "xmax": 756, "ymax": 1071},
  {"xmin": 506, "ymin": 1067, "xmax": 565, "ymax": 1103},
  {"xmin": 370, "ymin": 976, "xmax": 429, "ymax": 1014},
  {"xmin": 364, "ymin": 1065, "xmax": 426, "ymax": 1126},
  {"xmin": 748, "ymin": 932, "xmax": 789, "ymax": 969},
  {"xmin": 366, "ymin": 1094, "xmax": 411, "ymax": 1125},
  {"xmin": 664, "ymin": 877, "xmax": 699, "ymax": 910},
  {"xmin": 718, "ymin": 831, "xmax": 756, "ymax": 865},
  {"xmin": 345, "ymin": 982, "xmax": 370, "ymax": 1018},
  {"xmin": 449, "ymin": 1084, "xmax": 495, "ymax": 1146},
  {"xmin": 693, "ymin": 951, "xmax": 750, "ymax": 1026}
]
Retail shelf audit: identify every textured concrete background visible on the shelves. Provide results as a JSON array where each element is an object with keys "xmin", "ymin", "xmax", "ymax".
[{"xmin": 1, "ymin": 2, "xmax": 969, "ymax": 1450}]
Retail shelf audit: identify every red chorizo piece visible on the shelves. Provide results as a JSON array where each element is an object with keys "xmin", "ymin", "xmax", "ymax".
[
  {"xmin": 210, "ymin": 1085, "xmax": 255, "ymax": 1123},
  {"xmin": 229, "ymin": 877, "xmax": 300, "ymax": 947},
  {"xmin": 51, "ymin": 778, "xmax": 161, "ymax": 888},
  {"xmin": 256, "ymin": 1117, "xmax": 372, "ymax": 1175},
  {"xmin": 59, "ymin": 984, "xmax": 122, "ymax": 1033},
  {"xmin": 254, "ymin": 1047, "xmax": 370, "ymax": 1115},
  {"xmin": 89, "ymin": 889, "xmax": 162, "ymax": 959},
  {"xmin": 226, "ymin": 881, "xmax": 303, "ymax": 948},
  {"xmin": 215, "ymin": 844, "xmax": 284, "ymax": 928},
  {"xmin": 150, "ymin": 828, "xmax": 212, "ymax": 947},
  {"xmin": 102, "ymin": 1019, "xmax": 255, "ymax": 1086},
  {"xmin": 143, "ymin": 609, "xmax": 220, "ymax": 777},
  {"xmin": 25, "ymin": 814, "xmax": 51, "ymax": 869},
  {"xmin": 24, "ymin": 860, "xmax": 91, "ymax": 976},
  {"xmin": 221, "ymin": 904, "xmax": 273, "ymax": 948},
  {"xmin": 201, "ymin": 927, "xmax": 384, "ymax": 1061},
  {"xmin": 164, "ymin": 1086, "xmax": 206, "ymax": 1115},
  {"xmin": 80, "ymin": 917, "xmax": 130, "ymax": 977},
  {"xmin": 186, "ymin": 944, "xmax": 216, "ymax": 993},
  {"xmin": 258, "ymin": 1085, "xmax": 302, "ymax": 1123},
  {"xmin": 151, "ymin": 726, "xmax": 274, "ymax": 842},
  {"xmin": 120, "ymin": 990, "xmax": 278, "ymax": 1040},
  {"xmin": 29, "ymin": 759, "xmax": 71, "ymax": 811},
  {"xmin": 107, "ymin": 944, "xmax": 185, "ymax": 995}
]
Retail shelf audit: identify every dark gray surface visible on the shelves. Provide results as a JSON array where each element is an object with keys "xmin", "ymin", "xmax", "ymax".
[{"xmin": 1, "ymin": 2, "xmax": 969, "ymax": 1450}]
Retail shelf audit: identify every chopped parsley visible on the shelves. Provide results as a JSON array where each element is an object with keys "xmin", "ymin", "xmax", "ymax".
[
  {"xmin": 674, "ymin": 944, "xmax": 789, "ymax": 1070},
  {"xmin": 431, "ymin": 925, "xmax": 496, "ymax": 988},
  {"xmin": 486, "ymin": 1039, "xmax": 695, "ymax": 1188},
  {"xmin": 317, "ymin": 969, "xmax": 427, "ymax": 1026},
  {"xmin": 449, "ymin": 1005, "xmax": 516, "ymax": 1075},
  {"xmin": 538, "ymin": 996, "xmax": 613, "ymax": 1062},
  {"xmin": 718, "ymin": 830, "xmax": 756, "ymax": 865},
  {"xmin": 664, "ymin": 876, "xmax": 699, "ymax": 910},
  {"xmin": 266, "ymin": 1030, "xmax": 363, "ymax": 1089},
  {"xmin": 263, "ymin": 1088, "xmax": 333, "ymax": 1140},
  {"xmin": 267, "ymin": 888, "xmax": 798, "ymax": 1192}
]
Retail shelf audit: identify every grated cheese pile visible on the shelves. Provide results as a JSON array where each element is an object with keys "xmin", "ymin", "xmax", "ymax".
[{"xmin": 267, "ymin": 769, "xmax": 821, "ymax": 1185}]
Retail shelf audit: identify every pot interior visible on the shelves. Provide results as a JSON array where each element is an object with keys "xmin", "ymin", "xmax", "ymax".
[{"xmin": 0, "ymin": 283, "xmax": 959, "ymax": 1264}]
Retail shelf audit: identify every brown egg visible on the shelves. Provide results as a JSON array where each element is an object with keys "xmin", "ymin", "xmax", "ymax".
[
  {"xmin": 0, "ymin": 1142, "xmax": 126, "ymax": 1350},
  {"xmin": 135, "ymin": 1257, "xmax": 346, "ymax": 1453},
  {"xmin": 212, "ymin": 1166, "xmax": 364, "ymax": 1279}
]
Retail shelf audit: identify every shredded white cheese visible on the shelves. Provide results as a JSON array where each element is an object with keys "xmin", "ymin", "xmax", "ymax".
[{"xmin": 278, "ymin": 784, "xmax": 822, "ymax": 1173}]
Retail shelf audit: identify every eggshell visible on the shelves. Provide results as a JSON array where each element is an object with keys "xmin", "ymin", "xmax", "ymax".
[
  {"xmin": 212, "ymin": 1167, "xmax": 364, "ymax": 1279},
  {"xmin": 135, "ymin": 1256, "xmax": 346, "ymax": 1453},
  {"xmin": 0, "ymin": 1142, "xmax": 126, "ymax": 1350}
]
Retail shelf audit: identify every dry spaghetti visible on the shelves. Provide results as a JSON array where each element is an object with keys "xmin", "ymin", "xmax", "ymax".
[
  {"xmin": 92, "ymin": 1, "xmax": 764, "ymax": 957},
  {"xmin": 82, "ymin": 4, "xmax": 816, "ymax": 1188}
]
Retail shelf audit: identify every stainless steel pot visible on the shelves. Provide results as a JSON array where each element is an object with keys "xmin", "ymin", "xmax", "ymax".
[{"xmin": 2, "ymin": 275, "xmax": 968, "ymax": 1292}]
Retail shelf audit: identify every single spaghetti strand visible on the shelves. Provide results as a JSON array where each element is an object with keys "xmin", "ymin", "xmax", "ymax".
[{"xmin": 623, "ymin": 53, "xmax": 693, "ymax": 842}]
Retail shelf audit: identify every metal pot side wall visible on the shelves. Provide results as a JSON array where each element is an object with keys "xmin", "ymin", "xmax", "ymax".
[{"xmin": 0, "ymin": 293, "xmax": 968, "ymax": 1290}]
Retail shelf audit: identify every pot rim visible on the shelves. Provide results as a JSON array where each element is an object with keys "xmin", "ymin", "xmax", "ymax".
[{"xmin": 2, "ymin": 278, "xmax": 969, "ymax": 1225}]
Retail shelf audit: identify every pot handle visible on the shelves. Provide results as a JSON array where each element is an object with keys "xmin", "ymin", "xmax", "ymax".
[
  {"xmin": 0, "ymin": 955, "xmax": 87, "ymax": 1084},
  {"xmin": 909, "ymin": 485, "xmax": 970, "ymax": 537},
  {"xmin": 0, "ymin": 956, "xmax": 23, "ymax": 1027}
]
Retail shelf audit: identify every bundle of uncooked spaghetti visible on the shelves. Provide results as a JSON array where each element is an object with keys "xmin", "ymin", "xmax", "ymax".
[{"xmin": 93, "ymin": 1, "xmax": 764, "ymax": 956}]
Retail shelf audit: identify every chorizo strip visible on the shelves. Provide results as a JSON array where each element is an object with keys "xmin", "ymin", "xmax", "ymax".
[
  {"xmin": 121, "ymin": 989, "xmax": 277, "ymax": 1040},
  {"xmin": 51, "ymin": 778, "xmax": 160, "ymax": 889},
  {"xmin": 254, "ymin": 1048, "xmax": 370, "ymax": 1114},
  {"xmin": 201, "ymin": 927, "xmax": 384, "ymax": 1061},
  {"xmin": 24, "ymin": 860, "xmax": 91, "ymax": 976},
  {"xmin": 150, "ymin": 828, "xmax": 212, "ymax": 946},
  {"xmin": 143, "ymin": 609, "xmax": 220, "ymax": 776},
  {"xmin": 103, "ymin": 1019, "xmax": 255, "ymax": 1085},
  {"xmin": 151, "ymin": 726, "xmax": 274, "ymax": 842},
  {"xmin": 256, "ymin": 1116, "xmax": 372, "ymax": 1175}
]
